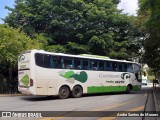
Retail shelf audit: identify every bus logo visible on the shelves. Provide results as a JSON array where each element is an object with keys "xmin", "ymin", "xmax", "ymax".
[
  {"xmin": 59, "ymin": 70, "xmax": 88, "ymax": 83},
  {"xmin": 19, "ymin": 55, "xmax": 25, "ymax": 62},
  {"xmin": 121, "ymin": 73, "xmax": 131, "ymax": 80}
]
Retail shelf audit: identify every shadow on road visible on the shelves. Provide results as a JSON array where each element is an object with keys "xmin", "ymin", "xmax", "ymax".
[
  {"xmin": 20, "ymin": 95, "xmax": 59, "ymax": 101},
  {"xmin": 19, "ymin": 86, "xmax": 151, "ymax": 102},
  {"xmin": 20, "ymin": 91, "xmax": 142, "ymax": 102}
]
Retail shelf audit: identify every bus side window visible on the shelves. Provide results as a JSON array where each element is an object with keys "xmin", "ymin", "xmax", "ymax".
[
  {"xmin": 82, "ymin": 60, "xmax": 89, "ymax": 70},
  {"xmin": 74, "ymin": 59, "xmax": 81, "ymax": 70},
  {"xmin": 35, "ymin": 53, "xmax": 43, "ymax": 67},
  {"xmin": 133, "ymin": 63, "xmax": 141, "ymax": 80},
  {"xmin": 124, "ymin": 63, "xmax": 127, "ymax": 72},
  {"xmin": 112, "ymin": 62, "xmax": 118, "ymax": 71},
  {"xmin": 50, "ymin": 55, "xmax": 59, "ymax": 68},
  {"xmin": 99, "ymin": 61, "xmax": 104, "ymax": 71},
  {"xmin": 44, "ymin": 55, "xmax": 51, "ymax": 68},
  {"xmin": 91, "ymin": 60, "xmax": 97, "ymax": 70},
  {"xmin": 118, "ymin": 63, "xmax": 124, "ymax": 72},
  {"xmin": 60, "ymin": 57, "xmax": 64, "ymax": 69},
  {"xmin": 133, "ymin": 63, "xmax": 140, "ymax": 73},
  {"xmin": 63, "ymin": 57, "xmax": 73, "ymax": 69},
  {"xmin": 35, "ymin": 53, "xmax": 50, "ymax": 68},
  {"xmin": 127, "ymin": 63, "xmax": 134, "ymax": 73},
  {"xmin": 105, "ymin": 61, "xmax": 112, "ymax": 71}
]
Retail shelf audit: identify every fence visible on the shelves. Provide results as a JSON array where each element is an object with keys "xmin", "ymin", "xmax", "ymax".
[{"xmin": 0, "ymin": 74, "xmax": 18, "ymax": 94}]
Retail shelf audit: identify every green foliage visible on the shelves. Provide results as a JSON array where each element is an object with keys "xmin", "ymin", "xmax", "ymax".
[
  {"xmin": 0, "ymin": 24, "xmax": 44, "ymax": 83},
  {"xmin": 0, "ymin": 25, "xmax": 43, "ymax": 65},
  {"xmin": 32, "ymin": 33, "xmax": 48, "ymax": 49},
  {"xmin": 4, "ymin": 0, "xmax": 140, "ymax": 60},
  {"xmin": 138, "ymin": 0, "xmax": 160, "ymax": 72},
  {"xmin": 46, "ymin": 45, "xmax": 66, "ymax": 53},
  {"xmin": 89, "ymin": 36, "xmax": 106, "ymax": 55},
  {"xmin": 147, "ymin": 68, "xmax": 155, "ymax": 81},
  {"xmin": 147, "ymin": 68, "xmax": 154, "ymax": 76},
  {"xmin": 66, "ymin": 42, "xmax": 89, "ymax": 54}
]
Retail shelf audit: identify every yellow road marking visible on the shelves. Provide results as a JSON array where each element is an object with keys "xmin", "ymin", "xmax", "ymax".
[
  {"xmin": 39, "ymin": 93, "xmax": 147, "ymax": 120},
  {"xmin": 39, "ymin": 117, "xmax": 54, "ymax": 120},
  {"xmin": 39, "ymin": 117, "xmax": 64, "ymax": 120},
  {"xmin": 93, "ymin": 100, "xmax": 133, "ymax": 111},
  {"xmin": 39, "ymin": 100, "xmax": 133, "ymax": 120},
  {"xmin": 129, "ymin": 105, "xmax": 144, "ymax": 111},
  {"xmin": 93, "ymin": 93, "xmax": 147, "ymax": 111}
]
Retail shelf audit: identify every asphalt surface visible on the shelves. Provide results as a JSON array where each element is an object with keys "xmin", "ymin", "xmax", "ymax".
[{"xmin": 0, "ymin": 84, "xmax": 157, "ymax": 120}]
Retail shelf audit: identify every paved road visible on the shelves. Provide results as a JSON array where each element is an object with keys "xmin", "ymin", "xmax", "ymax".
[{"xmin": 0, "ymin": 85, "xmax": 154, "ymax": 120}]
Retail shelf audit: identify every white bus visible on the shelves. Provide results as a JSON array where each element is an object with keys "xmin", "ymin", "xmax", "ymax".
[{"xmin": 18, "ymin": 50, "xmax": 142, "ymax": 99}]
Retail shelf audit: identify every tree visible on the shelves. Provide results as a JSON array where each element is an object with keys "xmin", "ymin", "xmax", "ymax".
[
  {"xmin": 4, "ymin": 0, "xmax": 140, "ymax": 60},
  {"xmin": 138, "ymin": 0, "xmax": 160, "ymax": 73},
  {"xmin": 0, "ymin": 24, "xmax": 45, "ymax": 92}
]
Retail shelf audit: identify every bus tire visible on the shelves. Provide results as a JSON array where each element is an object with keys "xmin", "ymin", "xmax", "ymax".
[
  {"xmin": 59, "ymin": 86, "xmax": 70, "ymax": 99},
  {"xmin": 72, "ymin": 86, "xmax": 83, "ymax": 98},
  {"xmin": 126, "ymin": 86, "xmax": 131, "ymax": 94}
]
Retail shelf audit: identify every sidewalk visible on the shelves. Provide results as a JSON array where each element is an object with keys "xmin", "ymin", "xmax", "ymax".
[
  {"xmin": 144, "ymin": 84, "xmax": 157, "ymax": 120},
  {"xmin": 150, "ymin": 84, "xmax": 160, "ymax": 120},
  {"xmin": 153, "ymin": 84, "xmax": 160, "ymax": 111}
]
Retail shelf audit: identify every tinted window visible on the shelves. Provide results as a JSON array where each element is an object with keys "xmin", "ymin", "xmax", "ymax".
[
  {"xmin": 124, "ymin": 63, "xmax": 127, "ymax": 72},
  {"xmin": 35, "ymin": 53, "xmax": 51, "ymax": 68},
  {"xmin": 127, "ymin": 63, "xmax": 134, "ymax": 73},
  {"xmin": 118, "ymin": 63, "xmax": 128, "ymax": 72},
  {"xmin": 134, "ymin": 64, "xmax": 141, "ymax": 73},
  {"xmin": 35, "ymin": 53, "xmax": 135, "ymax": 72},
  {"xmin": 74, "ymin": 59, "xmax": 81, "ymax": 69},
  {"xmin": 112, "ymin": 62, "xmax": 118, "ymax": 71},
  {"xmin": 118, "ymin": 63, "xmax": 123, "ymax": 72},
  {"xmin": 35, "ymin": 53, "xmax": 61, "ymax": 68},
  {"xmin": 99, "ymin": 61, "xmax": 104, "ymax": 71},
  {"xmin": 82, "ymin": 60, "xmax": 89, "ymax": 70},
  {"xmin": 60, "ymin": 57, "xmax": 73, "ymax": 69},
  {"xmin": 50, "ymin": 56, "xmax": 59, "ymax": 68},
  {"xmin": 134, "ymin": 64, "xmax": 141, "ymax": 81},
  {"xmin": 90, "ymin": 60, "xmax": 98, "ymax": 70},
  {"xmin": 105, "ymin": 61, "xmax": 112, "ymax": 71}
]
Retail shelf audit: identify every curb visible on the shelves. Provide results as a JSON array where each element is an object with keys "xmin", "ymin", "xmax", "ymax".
[
  {"xmin": 153, "ymin": 87, "xmax": 160, "ymax": 112},
  {"xmin": 0, "ymin": 94, "xmax": 24, "ymax": 97}
]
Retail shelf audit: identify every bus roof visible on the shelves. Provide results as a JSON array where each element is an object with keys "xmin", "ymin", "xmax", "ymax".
[
  {"xmin": 27, "ymin": 49, "xmax": 138, "ymax": 64},
  {"xmin": 80, "ymin": 54, "xmax": 110, "ymax": 59}
]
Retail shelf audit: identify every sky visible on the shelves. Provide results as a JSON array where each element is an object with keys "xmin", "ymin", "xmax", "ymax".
[
  {"xmin": 0, "ymin": 0, "xmax": 15, "ymax": 23},
  {"xmin": 118, "ymin": 0, "xmax": 138, "ymax": 16},
  {"xmin": 0, "ymin": 0, "xmax": 138, "ymax": 24}
]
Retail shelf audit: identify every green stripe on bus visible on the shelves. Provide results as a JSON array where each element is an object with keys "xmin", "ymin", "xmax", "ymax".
[{"xmin": 87, "ymin": 86, "xmax": 126, "ymax": 93}]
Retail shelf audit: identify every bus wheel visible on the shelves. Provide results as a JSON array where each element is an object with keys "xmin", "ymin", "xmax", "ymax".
[
  {"xmin": 126, "ymin": 86, "xmax": 131, "ymax": 94},
  {"xmin": 72, "ymin": 86, "xmax": 83, "ymax": 98},
  {"xmin": 59, "ymin": 86, "xmax": 70, "ymax": 99}
]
